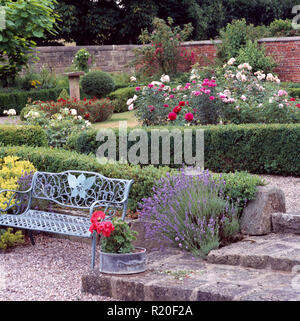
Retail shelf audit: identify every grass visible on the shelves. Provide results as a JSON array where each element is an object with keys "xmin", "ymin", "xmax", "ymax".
[{"xmin": 93, "ymin": 111, "xmax": 139, "ymax": 129}]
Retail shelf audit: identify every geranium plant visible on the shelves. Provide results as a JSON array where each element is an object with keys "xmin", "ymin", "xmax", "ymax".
[{"xmin": 89, "ymin": 211, "xmax": 138, "ymax": 254}]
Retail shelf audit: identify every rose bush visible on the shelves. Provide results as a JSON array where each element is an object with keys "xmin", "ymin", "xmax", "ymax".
[{"xmin": 130, "ymin": 60, "xmax": 300, "ymax": 126}]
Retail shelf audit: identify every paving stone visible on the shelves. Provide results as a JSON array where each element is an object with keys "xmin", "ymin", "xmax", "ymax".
[
  {"xmin": 207, "ymin": 233, "xmax": 300, "ymax": 272},
  {"xmin": 272, "ymin": 212, "xmax": 300, "ymax": 234},
  {"xmin": 82, "ymin": 248, "xmax": 300, "ymax": 301}
]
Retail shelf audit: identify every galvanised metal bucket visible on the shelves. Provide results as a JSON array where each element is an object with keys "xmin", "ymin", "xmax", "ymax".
[{"xmin": 99, "ymin": 247, "xmax": 147, "ymax": 274}]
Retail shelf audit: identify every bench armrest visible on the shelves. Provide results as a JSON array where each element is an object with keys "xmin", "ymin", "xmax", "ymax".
[{"xmin": 0, "ymin": 188, "xmax": 32, "ymax": 215}]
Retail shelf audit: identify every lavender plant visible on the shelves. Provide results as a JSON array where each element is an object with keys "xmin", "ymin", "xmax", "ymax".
[{"xmin": 139, "ymin": 169, "xmax": 239, "ymax": 258}]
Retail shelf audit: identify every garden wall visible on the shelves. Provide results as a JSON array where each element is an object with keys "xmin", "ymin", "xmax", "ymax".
[{"xmin": 31, "ymin": 36, "xmax": 300, "ymax": 82}]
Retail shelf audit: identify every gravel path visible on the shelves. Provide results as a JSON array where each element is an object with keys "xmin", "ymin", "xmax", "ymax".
[
  {"xmin": 0, "ymin": 234, "xmax": 116, "ymax": 301},
  {"xmin": 259, "ymin": 174, "xmax": 300, "ymax": 213}
]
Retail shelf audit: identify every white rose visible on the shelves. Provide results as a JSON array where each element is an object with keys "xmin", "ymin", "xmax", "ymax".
[
  {"xmin": 3, "ymin": 110, "xmax": 7, "ymax": 115},
  {"xmin": 227, "ymin": 58, "xmax": 236, "ymax": 65},
  {"xmin": 127, "ymin": 98, "xmax": 134, "ymax": 106},
  {"xmin": 77, "ymin": 115, "xmax": 82, "ymax": 120},
  {"xmin": 160, "ymin": 74, "xmax": 170, "ymax": 83},
  {"xmin": 132, "ymin": 95, "xmax": 138, "ymax": 101},
  {"xmin": 130, "ymin": 76, "xmax": 137, "ymax": 82},
  {"xmin": 128, "ymin": 104, "xmax": 134, "ymax": 111},
  {"xmin": 70, "ymin": 109, "xmax": 77, "ymax": 116}
]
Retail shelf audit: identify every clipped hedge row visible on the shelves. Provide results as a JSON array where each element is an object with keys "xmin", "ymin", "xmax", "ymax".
[
  {"xmin": 66, "ymin": 123, "xmax": 300, "ymax": 176},
  {"xmin": 287, "ymin": 87, "xmax": 300, "ymax": 98},
  {"xmin": 0, "ymin": 145, "xmax": 263, "ymax": 213},
  {"xmin": 0, "ymin": 87, "xmax": 66, "ymax": 115},
  {"xmin": 0, "ymin": 125, "xmax": 47, "ymax": 147}
]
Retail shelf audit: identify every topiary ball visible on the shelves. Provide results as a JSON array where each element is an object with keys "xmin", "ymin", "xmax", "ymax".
[{"xmin": 81, "ymin": 71, "xmax": 115, "ymax": 98}]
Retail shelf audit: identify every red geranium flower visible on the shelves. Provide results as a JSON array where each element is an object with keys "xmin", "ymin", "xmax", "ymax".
[{"xmin": 168, "ymin": 112, "xmax": 177, "ymax": 121}]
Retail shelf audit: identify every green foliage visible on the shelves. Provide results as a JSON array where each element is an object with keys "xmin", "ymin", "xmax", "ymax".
[
  {"xmin": 0, "ymin": 228, "xmax": 24, "ymax": 250},
  {"xmin": 0, "ymin": 87, "xmax": 65, "ymax": 115},
  {"xmin": 0, "ymin": 125, "xmax": 47, "ymax": 147},
  {"xmin": 236, "ymin": 40, "xmax": 277, "ymax": 73},
  {"xmin": 73, "ymin": 48, "xmax": 92, "ymax": 73},
  {"xmin": 287, "ymin": 88, "xmax": 300, "ymax": 98},
  {"xmin": 66, "ymin": 123, "xmax": 300, "ymax": 176},
  {"xmin": 100, "ymin": 217, "xmax": 138, "ymax": 254},
  {"xmin": 57, "ymin": 88, "xmax": 70, "ymax": 101},
  {"xmin": 81, "ymin": 71, "xmax": 115, "ymax": 98},
  {"xmin": 0, "ymin": 0, "xmax": 59, "ymax": 86},
  {"xmin": 108, "ymin": 87, "xmax": 136, "ymax": 113},
  {"xmin": 132, "ymin": 17, "xmax": 194, "ymax": 78}
]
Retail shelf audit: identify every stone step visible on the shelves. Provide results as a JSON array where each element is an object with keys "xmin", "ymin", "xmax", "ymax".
[
  {"xmin": 272, "ymin": 212, "xmax": 300, "ymax": 235},
  {"xmin": 206, "ymin": 233, "xmax": 300, "ymax": 272},
  {"xmin": 82, "ymin": 248, "xmax": 300, "ymax": 301}
]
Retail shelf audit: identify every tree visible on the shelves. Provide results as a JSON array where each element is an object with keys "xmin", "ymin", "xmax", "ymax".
[{"xmin": 0, "ymin": 0, "xmax": 59, "ymax": 86}]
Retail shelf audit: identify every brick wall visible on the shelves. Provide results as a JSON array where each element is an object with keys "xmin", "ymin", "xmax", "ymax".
[{"xmin": 30, "ymin": 37, "xmax": 300, "ymax": 82}]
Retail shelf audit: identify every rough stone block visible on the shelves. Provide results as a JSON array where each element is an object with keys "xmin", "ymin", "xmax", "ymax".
[{"xmin": 240, "ymin": 186, "xmax": 286, "ymax": 235}]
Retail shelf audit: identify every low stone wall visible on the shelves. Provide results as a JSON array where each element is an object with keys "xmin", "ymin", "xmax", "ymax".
[{"xmin": 30, "ymin": 36, "xmax": 300, "ymax": 82}]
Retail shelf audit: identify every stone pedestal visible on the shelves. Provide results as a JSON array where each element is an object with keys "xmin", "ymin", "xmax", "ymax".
[{"xmin": 64, "ymin": 72, "xmax": 85, "ymax": 100}]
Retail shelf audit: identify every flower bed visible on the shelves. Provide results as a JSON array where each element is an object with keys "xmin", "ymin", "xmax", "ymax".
[{"xmin": 129, "ymin": 60, "xmax": 300, "ymax": 126}]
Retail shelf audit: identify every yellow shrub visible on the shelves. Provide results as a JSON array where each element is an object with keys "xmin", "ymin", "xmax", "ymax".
[{"xmin": 0, "ymin": 156, "xmax": 36, "ymax": 211}]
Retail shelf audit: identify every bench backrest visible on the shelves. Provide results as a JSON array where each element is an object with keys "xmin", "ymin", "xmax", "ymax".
[{"xmin": 31, "ymin": 171, "xmax": 133, "ymax": 209}]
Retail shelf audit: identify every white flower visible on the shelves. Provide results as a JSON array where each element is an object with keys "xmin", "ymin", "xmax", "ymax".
[
  {"xmin": 269, "ymin": 97, "xmax": 274, "ymax": 104},
  {"xmin": 128, "ymin": 104, "xmax": 134, "ymax": 111},
  {"xmin": 132, "ymin": 95, "xmax": 138, "ymax": 101},
  {"xmin": 160, "ymin": 74, "xmax": 170, "ymax": 83},
  {"xmin": 240, "ymin": 95, "xmax": 247, "ymax": 101},
  {"xmin": 3, "ymin": 110, "xmax": 7, "ymax": 115},
  {"xmin": 127, "ymin": 98, "xmax": 134, "ymax": 106},
  {"xmin": 70, "ymin": 109, "xmax": 77, "ymax": 116},
  {"xmin": 278, "ymin": 103, "xmax": 284, "ymax": 108},
  {"xmin": 77, "ymin": 115, "xmax": 82, "ymax": 120},
  {"xmin": 57, "ymin": 115, "xmax": 62, "ymax": 121},
  {"xmin": 227, "ymin": 58, "xmax": 236, "ymax": 65},
  {"xmin": 151, "ymin": 81, "xmax": 162, "ymax": 86},
  {"xmin": 7, "ymin": 109, "xmax": 16, "ymax": 116},
  {"xmin": 130, "ymin": 76, "xmax": 137, "ymax": 82},
  {"xmin": 85, "ymin": 120, "xmax": 91, "ymax": 127}
]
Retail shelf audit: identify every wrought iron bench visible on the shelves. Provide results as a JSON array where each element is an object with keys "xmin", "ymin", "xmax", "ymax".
[{"xmin": 0, "ymin": 170, "xmax": 134, "ymax": 269}]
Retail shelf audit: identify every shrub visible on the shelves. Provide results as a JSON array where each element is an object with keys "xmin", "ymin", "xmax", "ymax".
[
  {"xmin": 236, "ymin": 40, "xmax": 277, "ymax": 73},
  {"xmin": 0, "ymin": 228, "xmax": 24, "ymax": 250},
  {"xmin": 0, "ymin": 125, "xmax": 47, "ymax": 147},
  {"xmin": 81, "ymin": 71, "xmax": 115, "ymax": 98},
  {"xmin": 139, "ymin": 169, "xmax": 240, "ymax": 257},
  {"xmin": 24, "ymin": 108, "xmax": 91, "ymax": 148},
  {"xmin": 0, "ymin": 155, "xmax": 36, "ymax": 211},
  {"xmin": 108, "ymin": 87, "xmax": 136, "ymax": 113},
  {"xmin": 57, "ymin": 88, "xmax": 70, "ymax": 101},
  {"xmin": 66, "ymin": 123, "xmax": 300, "ymax": 176},
  {"xmin": 73, "ymin": 48, "xmax": 92, "ymax": 73},
  {"xmin": 131, "ymin": 17, "xmax": 194, "ymax": 79}
]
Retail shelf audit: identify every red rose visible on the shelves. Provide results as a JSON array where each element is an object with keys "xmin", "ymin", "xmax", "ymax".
[
  {"xmin": 178, "ymin": 101, "xmax": 185, "ymax": 106},
  {"xmin": 173, "ymin": 106, "xmax": 182, "ymax": 113},
  {"xmin": 297, "ymin": 104, "xmax": 300, "ymax": 109},
  {"xmin": 84, "ymin": 113, "xmax": 90, "ymax": 119},
  {"xmin": 184, "ymin": 112, "xmax": 194, "ymax": 122},
  {"xmin": 168, "ymin": 112, "xmax": 177, "ymax": 121},
  {"xmin": 290, "ymin": 98, "xmax": 296, "ymax": 102}
]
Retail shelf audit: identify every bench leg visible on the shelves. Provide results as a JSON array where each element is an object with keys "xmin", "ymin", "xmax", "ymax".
[
  {"xmin": 91, "ymin": 231, "xmax": 97, "ymax": 269},
  {"xmin": 28, "ymin": 230, "xmax": 35, "ymax": 246}
]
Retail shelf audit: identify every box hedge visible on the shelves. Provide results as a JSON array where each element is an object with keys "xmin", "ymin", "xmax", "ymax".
[
  {"xmin": 0, "ymin": 87, "xmax": 66, "ymax": 115},
  {"xmin": 66, "ymin": 123, "xmax": 300, "ymax": 176},
  {"xmin": 108, "ymin": 87, "xmax": 136, "ymax": 113},
  {"xmin": 0, "ymin": 125, "xmax": 47, "ymax": 147},
  {"xmin": 0, "ymin": 145, "xmax": 263, "ymax": 213}
]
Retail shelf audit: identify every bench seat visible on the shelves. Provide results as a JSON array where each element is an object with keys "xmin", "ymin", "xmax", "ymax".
[{"xmin": 0, "ymin": 210, "xmax": 91, "ymax": 238}]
